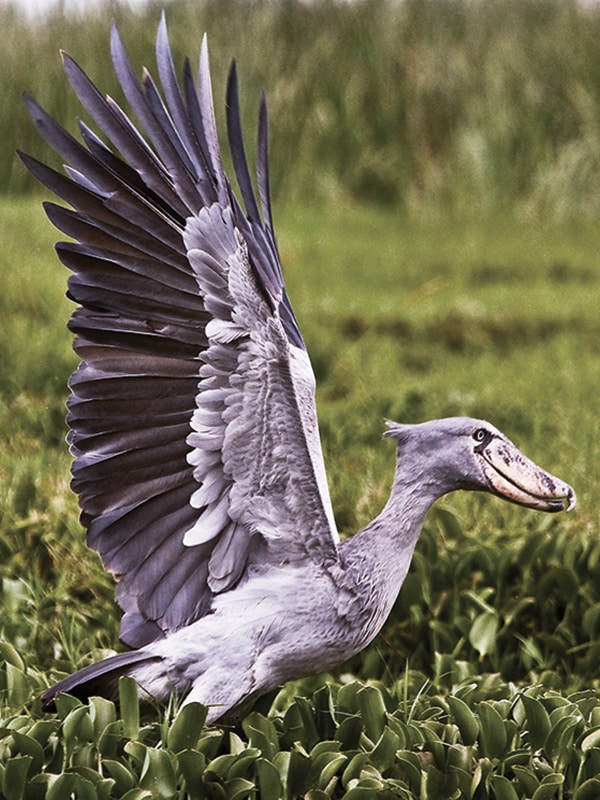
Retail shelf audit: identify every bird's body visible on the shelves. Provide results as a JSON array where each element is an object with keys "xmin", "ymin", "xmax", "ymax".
[{"xmin": 22, "ymin": 19, "xmax": 576, "ymax": 721}]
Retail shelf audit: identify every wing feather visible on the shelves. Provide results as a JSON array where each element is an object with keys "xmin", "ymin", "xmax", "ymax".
[
  {"xmin": 23, "ymin": 19, "xmax": 338, "ymax": 649},
  {"xmin": 226, "ymin": 62, "xmax": 262, "ymax": 223}
]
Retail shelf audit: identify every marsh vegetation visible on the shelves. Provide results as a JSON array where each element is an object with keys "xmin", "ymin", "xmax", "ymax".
[{"xmin": 1, "ymin": 0, "xmax": 599, "ymax": 796}]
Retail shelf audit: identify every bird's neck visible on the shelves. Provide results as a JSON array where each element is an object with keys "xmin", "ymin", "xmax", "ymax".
[
  {"xmin": 337, "ymin": 465, "xmax": 446, "ymax": 644},
  {"xmin": 349, "ymin": 471, "xmax": 441, "ymax": 566}
]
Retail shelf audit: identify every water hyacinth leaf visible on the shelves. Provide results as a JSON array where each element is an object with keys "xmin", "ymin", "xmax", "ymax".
[
  {"xmin": 447, "ymin": 695, "xmax": 479, "ymax": 745},
  {"xmin": 2, "ymin": 755, "xmax": 33, "ymax": 800},
  {"xmin": 46, "ymin": 772, "xmax": 97, "ymax": 800},
  {"xmin": 89, "ymin": 696, "xmax": 117, "ymax": 740},
  {"xmin": 196, "ymin": 731, "xmax": 225, "ymax": 760},
  {"xmin": 504, "ymin": 747, "xmax": 531, "ymax": 769},
  {"xmin": 177, "ymin": 749, "xmax": 206, "ymax": 800},
  {"xmin": 10, "ymin": 731, "xmax": 44, "ymax": 774},
  {"xmin": 519, "ymin": 694, "xmax": 551, "ymax": 751},
  {"xmin": 341, "ymin": 752, "xmax": 370, "ymax": 788},
  {"xmin": 346, "ymin": 776, "xmax": 385, "ymax": 793},
  {"xmin": 241, "ymin": 712, "xmax": 279, "ymax": 761},
  {"xmin": 515, "ymin": 635, "xmax": 545, "ymax": 669},
  {"xmin": 423, "ymin": 739, "xmax": 446, "ymax": 772},
  {"xmin": 403, "ymin": 721, "xmax": 426, "ymax": 749},
  {"xmin": 5, "ymin": 664, "xmax": 30, "ymax": 709},
  {"xmin": 335, "ymin": 714, "xmax": 363, "ymax": 750},
  {"xmin": 102, "ymin": 759, "xmax": 136, "ymax": 795},
  {"xmin": 224, "ymin": 777, "xmax": 256, "ymax": 800},
  {"xmin": 0, "ymin": 642, "xmax": 25, "ymax": 671},
  {"xmin": 54, "ymin": 692, "xmax": 82, "ymax": 720},
  {"xmin": 119, "ymin": 676, "xmax": 140, "ymax": 740},
  {"xmin": 582, "ymin": 604, "xmax": 600, "ymax": 639},
  {"xmin": 306, "ymin": 749, "xmax": 347, "ymax": 790},
  {"xmin": 538, "ymin": 566, "xmax": 578, "ymax": 598},
  {"xmin": 490, "ymin": 774, "xmax": 520, "ymax": 800},
  {"xmin": 356, "ymin": 685, "xmax": 387, "ymax": 742},
  {"xmin": 97, "ymin": 720, "xmax": 125, "ymax": 758},
  {"xmin": 255, "ymin": 757, "xmax": 282, "ymax": 800},
  {"xmin": 312, "ymin": 685, "xmax": 337, "ymax": 740},
  {"xmin": 543, "ymin": 713, "xmax": 580, "ymax": 764},
  {"xmin": 206, "ymin": 753, "xmax": 239, "ymax": 779},
  {"xmin": 580, "ymin": 726, "xmax": 600, "ymax": 753},
  {"xmin": 124, "ymin": 740, "xmax": 148, "ymax": 771},
  {"xmin": 434, "ymin": 652, "xmax": 469, "ymax": 689},
  {"xmin": 74, "ymin": 766, "xmax": 115, "ymax": 797},
  {"xmin": 63, "ymin": 704, "xmax": 94, "ymax": 746},
  {"xmin": 120, "ymin": 790, "xmax": 153, "ymax": 800},
  {"xmin": 477, "ymin": 702, "xmax": 507, "ymax": 758},
  {"xmin": 462, "ymin": 590, "xmax": 495, "ymax": 616},
  {"xmin": 310, "ymin": 740, "xmax": 341, "ymax": 759},
  {"xmin": 471, "ymin": 756, "xmax": 496, "ymax": 797},
  {"xmin": 26, "ymin": 773, "xmax": 53, "ymax": 798},
  {"xmin": 139, "ymin": 747, "xmax": 178, "ymax": 799},
  {"xmin": 285, "ymin": 749, "xmax": 311, "ymax": 798},
  {"xmin": 584, "ymin": 747, "xmax": 600, "ymax": 777},
  {"xmin": 200, "ymin": 773, "xmax": 227, "ymax": 799},
  {"xmin": 167, "ymin": 702, "xmax": 207, "ymax": 752},
  {"xmin": 226, "ymin": 749, "xmax": 262, "ymax": 780},
  {"xmin": 341, "ymin": 788, "xmax": 385, "ymax": 800},
  {"xmin": 304, "ymin": 790, "xmax": 328, "ymax": 800},
  {"xmin": 386, "ymin": 715, "xmax": 412, "ymax": 748},
  {"xmin": 531, "ymin": 773, "xmax": 564, "ymax": 800},
  {"xmin": 468, "ymin": 611, "xmax": 498, "ymax": 657},
  {"xmin": 279, "ymin": 702, "xmax": 304, "ymax": 750},
  {"xmin": 446, "ymin": 744, "xmax": 471, "ymax": 773},
  {"xmin": 270, "ymin": 751, "xmax": 290, "ymax": 796},
  {"xmin": 450, "ymin": 765, "xmax": 472, "ymax": 798},
  {"xmin": 575, "ymin": 777, "xmax": 600, "ymax": 799},
  {"xmin": 426, "ymin": 763, "xmax": 459, "ymax": 799},
  {"xmin": 292, "ymin": 696, "xmax": 321, "ymax": 749},
  {"xmin": 512, "ymin": 766, "xmax": 540, "ymax": 796},
  {"xmin": 396, "ymin": 751, "xmax": 423, "ymax": 793},
  {"xmin": 229, "ymin": 732, "xmax": 247, "ymax": 756},
  {"xmin": 369, "ymin": 726, "xmax": 400, "ymax": 772},
  {"xmin": 336, "ymin": 682, "xmax": 362, "ymax": 715},
  {"xmin": 27, "ymin": 720, "xmax": 58, "ymax": 748}
]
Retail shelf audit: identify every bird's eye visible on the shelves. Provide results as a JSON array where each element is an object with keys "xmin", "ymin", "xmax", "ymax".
[{"xmin": 473, "ymin": 428, "xmax": 487, "ymax": 442}]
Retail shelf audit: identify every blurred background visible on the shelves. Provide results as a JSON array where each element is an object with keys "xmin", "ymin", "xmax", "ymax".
[
  {"xmin": 2, "ymin": 0, "xmax": 600, "ymax": 219},
  {"xmin": 1, "ymin": 0, "xmax": 599, "ymax": 693}
]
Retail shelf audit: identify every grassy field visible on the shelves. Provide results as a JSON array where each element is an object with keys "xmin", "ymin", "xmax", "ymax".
[
  {"xmin": 1, "ymin": 194, "xmax": 599, "ymax": 796},
  {"xmin": 1, "ymin": 0, "xmax": 600, "ymax": 795},
  {"xmin": 2, "ymin": 0, "xmax": 600, "ymax": 216}
]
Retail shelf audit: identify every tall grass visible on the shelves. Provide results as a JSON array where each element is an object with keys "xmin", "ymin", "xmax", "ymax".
[
  {"xmin": 2, "ymin": 4, "xmax": 600, "ymax": 789},
  {"xmin": 3, "ymin": 0, "xmax": 600, "ymax": 216}
]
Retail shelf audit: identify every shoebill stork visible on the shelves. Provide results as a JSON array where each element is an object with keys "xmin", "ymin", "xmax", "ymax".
[{"xmin": 21, "ymin": 18, "xmax": 576, "ymax": 722}]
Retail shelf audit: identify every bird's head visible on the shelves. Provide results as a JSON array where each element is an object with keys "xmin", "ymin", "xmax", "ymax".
[{"xmin": 384, "ymin": 417, "xmax": 576, "ymax": 513}]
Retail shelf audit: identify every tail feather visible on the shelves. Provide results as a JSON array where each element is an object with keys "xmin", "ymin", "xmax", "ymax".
[{"xmin": 42, "ymin": 650, "xmax": 162, "ymax": 710}]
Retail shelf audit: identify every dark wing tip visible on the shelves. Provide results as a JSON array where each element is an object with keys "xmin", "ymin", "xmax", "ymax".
[{"xmin": 226, "ymin": 59, "xmax": 261, "ymax": 222}]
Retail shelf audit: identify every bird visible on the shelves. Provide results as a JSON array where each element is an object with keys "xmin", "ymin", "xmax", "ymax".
[{"xmin": 21, "ymin": 17, "xmax": 576, "ymax": 723}]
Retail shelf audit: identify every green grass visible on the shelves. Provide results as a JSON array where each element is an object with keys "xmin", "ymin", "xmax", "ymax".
[
  {"xmin": 2, "ymin": 1, "xmax": 600, "ymax": 791},
  {"xmin": 1, "ymin": 194, "xmax": 599, "ymax": 796},
  {"xmin": 3, "ymin": 0, "xmax": 600, "ymax": 217}
]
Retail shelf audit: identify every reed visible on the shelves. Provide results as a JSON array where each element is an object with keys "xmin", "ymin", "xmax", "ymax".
[{"xmin": 2, "ymin": 0, "xmax": 600, "ymax": 217}]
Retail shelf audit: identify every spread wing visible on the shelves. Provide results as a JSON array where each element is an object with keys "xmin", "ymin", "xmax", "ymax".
[{"xmin": 21, "ymin": 16, "xmax": 339, "ymax": 648}]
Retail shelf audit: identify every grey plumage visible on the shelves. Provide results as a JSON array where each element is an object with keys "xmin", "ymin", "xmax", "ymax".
[{"xmin": 22, "ymin": 18, "xmax": 576, "ymax": 721}]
